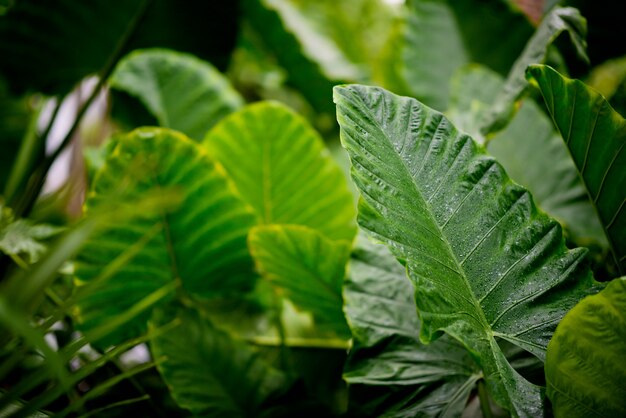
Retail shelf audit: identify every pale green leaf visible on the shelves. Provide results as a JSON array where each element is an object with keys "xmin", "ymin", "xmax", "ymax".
[
  {"xmin": 249, "ymin": 225, "xmax": 351, "ymax": 337},
  {"xmin": 150, "ymin": 305, "xmax": 289, "ymax": 418},
  {"xmin": 110, "ymin": 48, "xmax": 244, "ymax": 140},
  {"xmin": 344, "ymin": 235, "xmax": 481, "ymax": 417},
  {"xmin": 587, "ymin": 55, "xmax": 626, "ymax": 117},
  {"xmin": 204, "ymin": 101, "xmax": 356, "ymax": 241},
  {"xmin": 480, "ymin": 7, "xmax": 588, "ymax": 135},
  {"xmin": 75, "ymin": 127, "xmax": 257, "ymax": 346},
  {"xmin": 334, "ymin": 84, "xmax": 598, "ymax": 417},
  {"xmin": 546, "ymin": 277, "xmax": 626, "ymax": 418},
  {"xmin": 527, "ymin": 64, "xmax": 626, "ymax": 274},
  {"xmin": 0, "ymin": 202, "xmax": 63, "ymax": 264}
]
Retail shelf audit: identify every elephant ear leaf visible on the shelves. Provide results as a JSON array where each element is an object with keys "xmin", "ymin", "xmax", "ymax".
[
  {"xmin": 249, "ymin": 225, "xmax": 351, "ymax": 338},
  {"xmin": 150, "ymin": 305, "xmax": 289, "ymax": 417},
  {"xmin": 74, "ymin": 128, "xmax": 257, "ymax": 346},
  {"xmin": 204, "ymin": 101, "xmax": 356, "ymax": 242},
  {"xmin": 334, "ymin": 84, "xmax": 598, "ymax": 417},
  {"xmin": 343, "ymin": 235, "xmax": 481, "ymax": 417},
  {"xmin": 527, "ymin": 64, "xmax": 626, "ymax": 275},
  {"xmin": 545, "ymin": 277, "xmax": 626, "ymax": 418},
  {"xmin": 110, "ymin": 48, "xmax": 244, "ymax": 140}
]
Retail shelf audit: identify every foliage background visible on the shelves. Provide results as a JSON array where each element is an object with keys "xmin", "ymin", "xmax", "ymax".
[{"xmin": 0, "ymin": 0, "xmax": 624, "ymax": 416}]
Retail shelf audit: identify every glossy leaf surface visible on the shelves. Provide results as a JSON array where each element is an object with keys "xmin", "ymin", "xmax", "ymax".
[
  {"xmin": 344, "ymin": 235, "xmax": 481, "ymax": 417},
  {"xmin": 204, "ymin": 101, "xmax": 356, "ymax": 241},
  {"xmin": 334, "ymin": 84, "xmax": 597, "ymax": 416},
  {"xmin": 110, "ymin": 49, "xmax": 244, "ymax": 140},
  {"xmin": 150, "ymin": 306, "xmax": 289, "ymax": 417},
  {"xmin": 527, "ymin": 65, "xmax": 626, "ymax": 274},
  {"xmin": 546, "ymin": 278, "xmax": 626, "ymax": 417},
  {"xmin": 75, "ymin": 128, "xmax": 256, "ymax": 345},
  {"xmin": 249, "ymin": 225, "xmax": 351, "ymax": 337}
]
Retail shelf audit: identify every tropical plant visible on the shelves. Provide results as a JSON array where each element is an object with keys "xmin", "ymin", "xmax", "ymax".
[{"xmin": 0, "ymin": 0, "xmax": 624, "ymax": 417}]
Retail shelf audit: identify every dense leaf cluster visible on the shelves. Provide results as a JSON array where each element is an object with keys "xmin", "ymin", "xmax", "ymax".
[{"xmin": 0, "ymin": 0, "xmax": 624, "ymax": 417}]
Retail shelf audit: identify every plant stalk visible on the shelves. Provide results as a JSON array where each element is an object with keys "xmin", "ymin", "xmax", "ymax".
[{"xmin": 478, "ymin": 379, "xmax": 494, "ymax": 418}]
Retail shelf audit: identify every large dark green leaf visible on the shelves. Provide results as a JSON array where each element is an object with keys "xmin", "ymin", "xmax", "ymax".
[
  {"xmin": 344, "ymin": 235, "xmax": 481, "ymax": 417},
  {"xmin": 203, "ymin": 101, "xmax": 356, "ymax": 242},
  {"xmin": 249, "ymin": 225, "xmax": 351, "ymax": 338},
  {"xmin": 545, "ymin": 277, "xmax": 626, "ymax": 417},
  {"xmin": 447, "ymin": 64, "xmax": 606, "ymax": 246},
  {"xmin": 75, "ymin": 128, "xmax": 257, "ymax": 346},
  {"xmin": 479, "ymin": 7, "xmax": 588, "ymax": 135},
  {"xmin": 150, "ymin": 306, "xmax": 289, "ymax": 418},
  {"xmin": 0, "ymin": 0, "xmax": 238, "ymax": 95},
  {"xmin": 403, "ymin": 0, "xmax": 533, "ymax": 111},
  {"xmin": 110, "ymin": 49, "xmax": 244, "ymax": 141},
  {"xmin": 334, "ymin": 84, "xmax": 598, "ymax": 416},
  {"xmin": 527, "ymin": 65, "xmax": 626, "ymax": 274}
]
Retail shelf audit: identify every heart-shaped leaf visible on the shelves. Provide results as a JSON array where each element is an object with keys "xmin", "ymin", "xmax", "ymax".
[
  {"xmin": 527, "ymin": 64, "xmax": 626, "ymax": 274},
  {"xmin": 545, "ymin": 277, "xmax": 626, "ymax": 417},
  {"xmin": 110, "ymin": 48, "xmax": 244, "ymax": 140},
  {"xmin": 249, "ymin": 225, "xmax": 351, "ymax": 337},
  {"xmin": 74, "ymin": 128, "xmax": 257, "ymax": 346},
  {"xmin": 204, "ymin": 101, "xmax": 356, "ymax": 242},
  {"xmin": 344, "ymin": 235, "xmax": 481, "ymax": 417},
  {"xmin": 150, "ymin": 305, "xmax": 289, "ymax": 417},
  {"xmin": 334, "ymin": 84, "xmax": 598, "ymax": 416}
]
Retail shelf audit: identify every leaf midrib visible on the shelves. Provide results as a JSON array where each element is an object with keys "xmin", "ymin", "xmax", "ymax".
[
  {"xmin": 352, "ymin": 91, "xmax": 491, "ymax": 334},
  {"xmin": 149, "ymin": 161, "xmax": 182, "ymax": 289}
]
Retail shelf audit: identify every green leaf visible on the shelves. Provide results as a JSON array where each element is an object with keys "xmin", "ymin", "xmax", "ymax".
[
  {"xmin": 243, "ymin": 0, "xmax": 360, "ymax": 113},
  {"xmin": 149, "ymin": 305, "xmax": 289, "ymax": 418},
  {"xmin": 447, "ymin": 64, "xmax": 606, "ymax": 246},
  {"xmin": 479, "ymin": 7, "xmax": 589, "ymax": 135},
  {"xmin": 286, "ymin": 0, "xmax": 396, "ymax": 77},
  {"xmin": 527, "ymin": 64, "xmax": 626, "ymax": 274},
  {"xmin": 249, "ymin": 225, "xmax": 351, "ymax": 337},
  {"xmin": 0, "ymin": 79, "xmax": 32, "ymax": 193},
  {"xmin": 75, "ymin": 127, "xmax": 257, "ymax": 346},
  {"xmin": 0, "ymin": 0, "xmax": 238, "ymax": 95},
  {"xmin": 334, "ymin": 84, "xmax": 598, "ymax": 417},
  {"xmin": 343, "ymin": 235, "xmax": 481, "ymax": 417},
  {"xmin": 0, "ymin": 202, "xmax": 63, "ymax": 264},
  {"xmin": 110, "ymin": 48, "xmax": 244, "ymax": 140},
  {"xmin": 587, "ymin": 55, "xmax": 626, "ymax": 117},
  {"xmin": 545, "ymin": 277, "xmax": 626, "ymax": 417},
  {"xmin": 402, "ymin": 0, "xmax": 533, "ymax": 111},
  {"xmin": 204, "ymin": 101, "xmax": 356, "ymax": 242}
]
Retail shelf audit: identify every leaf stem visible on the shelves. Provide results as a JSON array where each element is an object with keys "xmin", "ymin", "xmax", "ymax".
[{"xmin": 478, "ymin": 379, "xmax": 494, "ymax": 418}]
